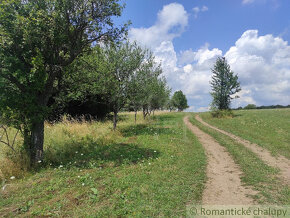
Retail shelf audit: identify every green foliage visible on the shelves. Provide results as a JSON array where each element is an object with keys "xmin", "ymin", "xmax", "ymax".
[
  {"xmin": 244, "ymin": 104, "xmax": 257, "ymax": 110},
  {"xmin": 171, "ymin": 90, "xmax": 189, "ymax": 111},
  {"xmin": 126, "ymin": 49, "xmax": 171, "ymax": 118},
  {"xmin": 97, "ymin": 41, "xmax": 145, "ymax": 114},
  {"xmin": 210, "ymin": 57, "xmax": 241, "ymax": 110},
  {"xmin": 0, "ymin": 0, "xmax": 127, "ymax": 163}
]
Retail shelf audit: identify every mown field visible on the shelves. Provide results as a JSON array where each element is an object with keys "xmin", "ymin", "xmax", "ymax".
[
  {"xmin": 199, "ymin": 109, "xmax": 290, "ymax": 158},
  {"xmin": 0, "ymin": 112, "xmax": 206, "ymax": 217}
]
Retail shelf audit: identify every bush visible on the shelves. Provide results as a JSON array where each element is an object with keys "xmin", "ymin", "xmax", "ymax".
[{"xmin": 211, "ymin": 109, "xmax": 234, "ymax": 118}]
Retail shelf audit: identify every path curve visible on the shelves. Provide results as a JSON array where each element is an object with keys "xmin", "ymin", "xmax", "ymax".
[
  {"xmin": 195, "ymin": 115, "xmax": 290, "ymax": 184},
  {"xmin": 183, "ymin": 116, "xmax": 255, "ymax": 205}
]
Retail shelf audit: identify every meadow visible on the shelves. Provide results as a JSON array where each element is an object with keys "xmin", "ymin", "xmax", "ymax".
[
  {"xmin": 199, "ymin": 109, "xmax": 290, "ymax": 158},
  {"xmin": 0, "ymin": 112, "xmax": 206, "ymax": 217},
  {"xmin": 1, "ymin": 109, "xmax": 289, "ymax": 217},
  {"xmin": 190, "ymin": 112, "xmax": 290, "ymax": 205}
]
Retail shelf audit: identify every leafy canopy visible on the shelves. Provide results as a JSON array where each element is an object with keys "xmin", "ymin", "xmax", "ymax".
[{"xmin": 171, "ymin": 90, "xmax": 189, "ymax": 112}]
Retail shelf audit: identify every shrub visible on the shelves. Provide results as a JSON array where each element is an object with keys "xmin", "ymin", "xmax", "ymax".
[{"xmin": 211, "ymin": 109, "xmax": 234, "ymax": 118}]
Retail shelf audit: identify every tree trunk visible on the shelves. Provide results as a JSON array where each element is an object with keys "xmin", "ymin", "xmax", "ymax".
[
  {"xmin": 113, "ymin": 110, "xmax": 118, "ymax": 130},
  {"xmin": 30, "ymin": 120, "xmax": 44, "ymax": 164},
  {"xmin": 134, "ymin": 110, "xmax": 137, "ymax": 124},
  {"xmin": 143, "ymin": 108, "xmax": 146, "ymax": 119}
]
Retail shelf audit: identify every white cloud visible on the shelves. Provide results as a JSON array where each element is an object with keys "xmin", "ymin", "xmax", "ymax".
[
  {"xmin": 129, "ymin": 3, "xmax": 188, "ymax": 48},
  {"xmin": 129, "ymin": 3, "xmax": 290, "ymax": 111},
  {"xmin": 179, "ymin": 30, "xmax": 290, "ymax": 110},
  {"xmin": 242, "ymin": 0, "xmax": 256, "ymax": 4},
  {"xmin": 225, "ymin": 30, "xmax": 290, "ymax": 107},
  {"xmin": 242, "ymin": 0, "xmax": 279, "ymax": 6},
  {"xmin": 192, "ymin": 6, "xmax": 208, "ymax": 18},
  {"xmin": 201, "ymin": 6, "xmax": 209, "ymax": 12}
]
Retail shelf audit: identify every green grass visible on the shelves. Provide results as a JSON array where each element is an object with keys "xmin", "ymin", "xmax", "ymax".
[
  {"xmin": 199, "ymin": 109, "xmax": 290, "ymax": 158},
  {"xmin": 190, "ymin": 114, "xmax": 290, "ymax": 205},
  {"xmin": 0, "ymin": 112, "xmax": 207, "ymax": 217}
]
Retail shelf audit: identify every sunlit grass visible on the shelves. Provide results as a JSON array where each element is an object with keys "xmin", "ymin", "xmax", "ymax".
[
  {"xmin": 190, "ymin": 113, "xmax": 290, "ymax": 205},
  {"xmin": 199, "ymin": 109, "xmax": 290, "ymax": 158},
  {"xmin": 0, "ymin": 112, "xmax": 207, "ymax": 217}
]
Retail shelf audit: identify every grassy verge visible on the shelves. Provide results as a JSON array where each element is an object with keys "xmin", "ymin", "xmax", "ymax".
[
  {"xmin": 199, "ymin": 109, "xmax": 290, "ymax": 158},
  {"xmin": 190, "ymin": 114, "xmax": 290, "ymax": 205},
  {"xmin": 0, "ymin": 112, "xmax": 206, "ymax": 217}
]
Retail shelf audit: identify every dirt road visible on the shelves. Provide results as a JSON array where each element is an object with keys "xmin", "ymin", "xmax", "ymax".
[
  {"xmin": 183, "ymin": 116, "xmax": 255, "ymax": 205},
  {"xmin": 195, "ymin": 115, "xmax": 290, "ymax": 185}
]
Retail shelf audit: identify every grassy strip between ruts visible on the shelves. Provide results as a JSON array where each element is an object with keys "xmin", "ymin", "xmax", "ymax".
[
  {"xmin": 199, "ymin": 109, "xmax": 290, "ymax": 159},
  {"xmin": 0, "ymin": 112, "xmax": 206, "ymax": 217},
  {"xmin": 190, "ymin": 114, "xmax": 290, "ymax": 205}
]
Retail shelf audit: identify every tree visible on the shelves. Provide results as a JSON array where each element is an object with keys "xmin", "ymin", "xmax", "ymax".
[
  {"xmin": 244, "ymin": 104, "xmax": 256, "ymax": 110},
  {"xmin": 0, "ymin": 0, "xmax": 127, "ymax": 164},
  {"xmin": 171, "ymin": 90, "xmax": 189, "ymax": 112},
  {"xmin": 210, "ymin": 57, "xmax": 241, "ymax": 110},
  {"xmin": 97, "ymin": 41, "xmax": 145, "ymax": 129},
  {"xmin": 167, "ymin": 98, "xmax": 176, "ymax": 112},
  {"xmin": 127, "ymin": 49, "xmax": 154, "ymax": 123},
  {"xmin": 127, "ymin": 51, "xmax": 167, "ymax": 120}
]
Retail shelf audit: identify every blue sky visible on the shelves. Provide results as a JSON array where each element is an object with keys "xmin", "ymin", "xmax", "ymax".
[{"xmin": 118, "ymin": 0, "xmax": 290, "ymax": 111}]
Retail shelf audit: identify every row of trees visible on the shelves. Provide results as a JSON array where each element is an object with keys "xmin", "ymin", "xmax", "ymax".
[
  {"xmin": 235, "ymin": 104, "xmax": 290, "ymax": 110},
  {"xmin": 0, "ymin": 0, "xmax": 189, "ymax": 165},
  {"xmin": 60, "ymin": 41, "xmax": 172, "ymax": 128}
]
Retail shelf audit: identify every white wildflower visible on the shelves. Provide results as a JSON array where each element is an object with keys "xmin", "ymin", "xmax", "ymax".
[{"xmin": 10, "ymin": 176, "xmax": 15, "ymax": 180}]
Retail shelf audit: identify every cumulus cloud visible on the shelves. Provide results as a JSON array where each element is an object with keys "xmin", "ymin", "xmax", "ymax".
[
  {"xmin": 129, "ymin": 3, "xmax": 290, "ymax": 111},
  {"xmin": 129, "ymin": 3, "xmax": 188, "ymax": 48},
  {"xmin": 225, "ymin": 30, "xmax": 290, "ymax": 107}
]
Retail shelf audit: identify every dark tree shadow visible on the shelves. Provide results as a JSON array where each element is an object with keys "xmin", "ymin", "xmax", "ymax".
[
  {"xmin": 121, "ymin": 124, "xmax": 173, "ymax": 137},
  {"xmin": 44, "ymin": 136, "xmax": 160, "ymax": 168},
  {"xmin": 105, "ymin": 113, "xmax": 129, "ymax": 122}
]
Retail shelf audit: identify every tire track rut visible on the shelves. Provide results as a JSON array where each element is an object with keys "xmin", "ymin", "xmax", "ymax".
[
  {"xmin": 195, "ymin": 115, "xmax": 290, "ymax": 185},
  {"xmin": 184, "ymin": 116, "xmax": 255, "ymax": 205}
]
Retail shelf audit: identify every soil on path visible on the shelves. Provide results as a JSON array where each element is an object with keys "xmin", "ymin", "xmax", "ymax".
[
  {"xmin": 183, "ymin": 116, "xmax": 255, "ymax": 205},
  {"xmin": 195, "ymin": 115, "xmax": 290, "ymax": 185}
]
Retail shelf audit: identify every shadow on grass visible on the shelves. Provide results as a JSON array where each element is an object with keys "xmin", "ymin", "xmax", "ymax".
[
  {"xmin": 121, "ymin": 124, "xmax": 173, "ymax": 137},
  {"xmin": 44, "ymin": 136, "xmax": 160, "ymax": 168}
]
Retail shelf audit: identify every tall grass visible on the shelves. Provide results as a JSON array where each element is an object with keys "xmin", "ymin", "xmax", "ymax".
[
  {"xmin": 0, "ymin": 112, "xmax": 207, "ymax": 217},
  {"xmin": 0, "ymin": 112, "xmax": 150, "ymax": 181}
]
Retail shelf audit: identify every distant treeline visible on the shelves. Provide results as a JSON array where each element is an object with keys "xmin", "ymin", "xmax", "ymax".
[{"xmin": 234, "ymin": 104, "xmax": 290, "ymax": 110}]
